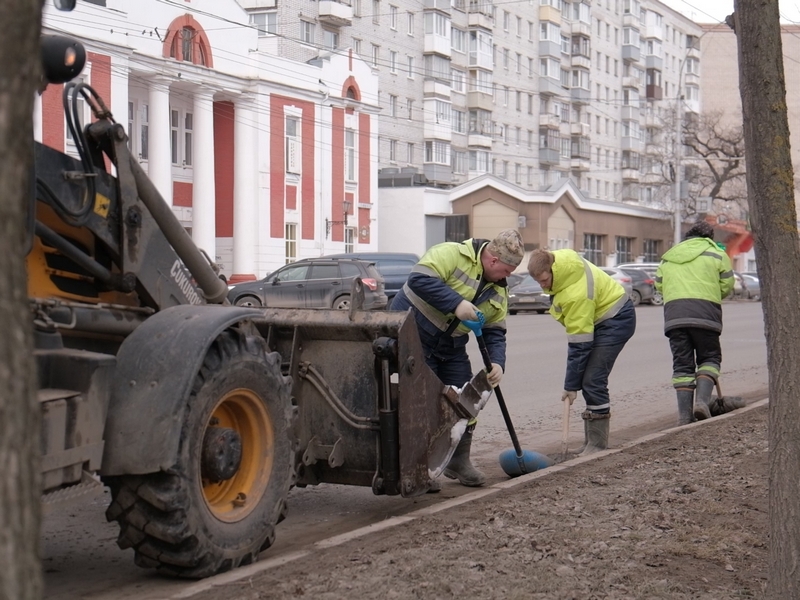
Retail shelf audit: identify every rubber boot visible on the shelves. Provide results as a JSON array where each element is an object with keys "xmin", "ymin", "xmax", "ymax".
[
  {"xmin": 676, "ymin": 389, "xmax": 695, "ymax": 425},
  {"xmin": 693, "ymin": 376, "xmax": 715, "ymax": 421},
  {"xmin": 443, "ymin": 426, "xmax": 486, "ymax": 487},
  {"xmin": 577, "ymin": 411, "xmax": 610, "ymax": 456},
  {"xmin": 575, "ymin": 417, "xmax": 589, "ymax": 454}
]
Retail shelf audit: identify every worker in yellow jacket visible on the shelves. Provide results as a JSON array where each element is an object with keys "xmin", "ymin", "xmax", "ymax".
[{"xmin": 528, "ymin": 248, "xmax": 636, "ymax": 455}]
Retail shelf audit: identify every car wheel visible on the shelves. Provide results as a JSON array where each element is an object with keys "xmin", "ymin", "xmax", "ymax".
[
  {"xmin": 650, "ymin": 291, "xmax": 664, "ymax": 306},
  {"xmin": 630, "ymin": 290, "xmax": 641, "ymax": 306},
  {"xmin": 333, "ymin": 295, "xmax": 350, "ymax": 310},
  {"xmin": 509, "ymin": 309, "xmax": 518, "ymax": 315},
  {"xmin": 234, "ymin": 296, "xmax": 262, "ymax": 308},
  {"xmin": 536, "ymin": 310, "xmax": 547, "ymax": 314}
]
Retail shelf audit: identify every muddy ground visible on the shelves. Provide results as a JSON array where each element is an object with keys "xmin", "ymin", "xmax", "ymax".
[{"xmin": 191, "ymin": 404, "xmax": 768, "ymax": 600}]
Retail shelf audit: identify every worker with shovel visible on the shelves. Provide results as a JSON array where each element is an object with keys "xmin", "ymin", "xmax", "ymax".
[
  {"xmin": 390, "ymin": 229, "xmax": 524, "ymax": 487},
  {"xmin": 655, "ymin": 221, "xmax": 735, "ymax": 424},
  {"xmin": 528, "ymin": 248, "xmax": 636, "ymax": 455}
]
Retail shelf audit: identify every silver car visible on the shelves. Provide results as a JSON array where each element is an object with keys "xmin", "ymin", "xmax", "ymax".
[{"xmin": 600, "ymin": 267, "xmax": 634, "ymax": 301}]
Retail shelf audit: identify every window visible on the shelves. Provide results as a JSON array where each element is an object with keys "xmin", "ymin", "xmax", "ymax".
[
  {"xmin": 184, "ymin": 112, "xmax": 193, "ymax": 167},
  {"xmin": 301, "ymin": 21, "xmax": 314, "ymax": 44},
  {"xmin": 371, "ymin": 44, "xmax": 380, "ymax": 67},
  {"xmin": 286, "ymin": 116, "xmax": 301, "ymax": 174},
  {"xmin": 424, "ymin": 54, "xmax": 451, "ymax": 82},
  {"xmin": 643, "ymin": 239, "xmax": 660, "ymax": 262},
  {"xmin": 424, "ymin": 12, "xmax": 449, "ymax": 37},
  {"xmin": 170, "ymin": 109, "xmax": 179, "ymax": 165},
  {"xmin": 469, "ymin": 149, "xmax": 489, "ymax": 172},
  {"xmin": 345, "ymin": 130, "xmax": 356, "ymax": 181},
  {"xmin": 435, "ymin": 99, "xmax": 451, "ymax": 123},
  {"xmin": 407, "ymin": 11, "xmax": 414, "ymax": 35},
  {"xmin": 389, "ymin": 50, "xmax": 398, "ymax": 73},
  {"xmin": 407, "ymin": 142, "xmax": 414, "ymax": 164},
  {"xmin": 515, "ymin": 52, "xmax": 522, "ymax": 73},
  {"xmin": 353, "ymin": 38, "xmax": 362, "ymax": 55},
  {"xmin": 452, "ymin": 68, "xmax": 465, "ymax": 92},
  {"xmin": 373, "ymin": 0, "xmax": 380, "ymax": 24},
  {"xmin": 389, "ymin": 139, "xmax": 397, "ymax": 162},
  {"xmin": 285, "ymin": 223, "xmax": 297, "ymax": 264},
  {"xmin": 407, "ymin": 99, "xmax": 413, "ymax": 119},
  {"xmin": 616, "ymin": 237, "xmax": 634, "ymax": 264},
  {"xmin": 452, "ymin": 109, "xmax": 467, "ymax": 133},
  {"xmin": 452, "ymin": 150, "xmax": 467, "ymax": 174},
  {"xmin": 452, "ymin": 27, "xmax": 467, "ymax": 53},
  {"xmin": 140, "ymin": 103, "xmax": 149, "ymax": 160},
  {"xmin": 389, "ymin": 95, "xmax": 398, "ymax": 117},
  {"xmin": 583, "ymin": 233, "xmax": 604, "ymax": 265},
  {"xmin": 323, "ymin": 29, "xmax": 339, "ymax": 50},
  {"xmin": 390, "ymin": 5, "xmax": 397, "ymax": 29},
  {"xmin": 424, "ymin": 140, "xmax": 450, "ymax": 164},
  {"xmin": 345, "ymin": 227, "xmax": 355, "ymax": 253},
  {"xmin": 251, "ymin": 11, "xmax": 277, "ymax": 36}
]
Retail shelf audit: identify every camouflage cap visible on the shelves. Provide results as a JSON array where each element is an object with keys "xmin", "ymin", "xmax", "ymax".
[
  {"xmin": 486, "ymin": 229, "xmax": 525, "ymax": 267},
  {"xmin": 685, "ymin": 221, "xmax": 714, "ymax": 240}
]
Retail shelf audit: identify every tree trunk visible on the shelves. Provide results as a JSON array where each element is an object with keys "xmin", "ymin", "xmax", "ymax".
[
  {"xmin": 0, "ymin": 1, "xmax": 43, "ymax": 600},
  {"xmin": 733, "ymin": 1, "xmax": 800, "ymax": 597}
]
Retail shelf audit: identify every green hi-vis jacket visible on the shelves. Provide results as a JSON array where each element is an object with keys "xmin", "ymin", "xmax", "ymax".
[
  {"xmin": 655, "ymin": 237, "xmax": 734, "ymax": 333},
  {"xmin": 546, "ymin": 249, "xmax": 628, "ymax": 343},
  {"xmin": 405, "ymin": 238, "xmax": 509, "ymax": 337}
]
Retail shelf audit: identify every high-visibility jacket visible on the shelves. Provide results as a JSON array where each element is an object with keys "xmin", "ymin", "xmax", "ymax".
[
  {"xmin": 655, "ymin": 236, "xmax": 734, "ymax": 333},
  {"xmin": 545, "ymin": 249, "xmax": 633, "ymax": 391},
  {"xmin": 390, "ymin": 238, "xmax": 509, "ymax": 368}
]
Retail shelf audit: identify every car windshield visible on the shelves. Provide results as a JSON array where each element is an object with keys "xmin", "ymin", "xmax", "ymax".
[{"xmin": 269, "ymin": 264, "xmax": 309, "ymax": 282}]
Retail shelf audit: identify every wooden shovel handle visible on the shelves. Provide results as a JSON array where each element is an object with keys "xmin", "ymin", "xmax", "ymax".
[{"xmin": 561, "ymin": 398, "xmax": 571, "ymax": 456}]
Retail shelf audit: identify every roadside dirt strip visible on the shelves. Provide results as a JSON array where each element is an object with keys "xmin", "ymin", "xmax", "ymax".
[{"xmin": 174, "ymin": 399, "xmax": 769, "ymax": 600}]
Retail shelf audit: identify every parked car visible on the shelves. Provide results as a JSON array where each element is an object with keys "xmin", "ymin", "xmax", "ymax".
[
  {"xmin": 731, "ymin": 271, "xmax": 748, "ymax": 299},
  {"xmin": 506, "ymin": 272, "xmax": 527, "ymax": 289},
  {"xmin": 227, "ymin": 257, "xmax": 388, "ymax": 310},
  {"xmin": 740, "ymin": 273, "xmax": 761, "ymax": 300},
  {"xmin": 507, "ymin": 275, "xmax": 550, "ymax": 315},
  {"xmin": 619, "ymin": 267, "xmax": 656, "ymax": 306},
  {"xmin": 322, "ymin": 252, "xmax": 419, "ymax": 306},
  {"xmin": 600, "ymin": 267, "xmax": 634, "ymax": 300},
  {"xmin": 616, "ymin": 262, "xmax": 663, "ymax": 305}
]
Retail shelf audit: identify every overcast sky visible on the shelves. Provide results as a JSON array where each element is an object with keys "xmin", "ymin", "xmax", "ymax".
[{"xmin": 660, "ymin": 0, "xmax": 800, "ymax": 24}]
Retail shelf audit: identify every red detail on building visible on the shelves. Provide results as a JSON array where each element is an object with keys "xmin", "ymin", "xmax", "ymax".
[
  {"xmin": 269, "ymin": 95, "xmax": 316, "ymax": 239},
  {"xmin": 228, "ymin": 274, "xmax": 258, "ymax": 284},
  {"xmin": 358, "ymin": 112, "xmax": 371, "ymax": 243},
  {"xmin": 286, "ymin": 185, "xmax": 297, "ymax": 210},
  {"xmin": 214, "ymin": 101, "xmax": 234, "ymax": 237},
  {"xmin": 331, "ymin": 108, "xmax": 345, "ymax": 241},
  {"xmin": 162, "ymin": 14, "xmax": 214, "ymax": 68},
  {"xmin": 173, "ymin": 181, "xmax": 192, "ymax": 207},
  {"xmin": 342, "ymin": 76, "xmax": 361, "ymax": 101},
  {"xmin": 87, "ymin": 52, "xmax": 112, "ymax": 171},
  {"xmin": 42, "ymin": 83, "xmax": 64, "ymax": 152}
]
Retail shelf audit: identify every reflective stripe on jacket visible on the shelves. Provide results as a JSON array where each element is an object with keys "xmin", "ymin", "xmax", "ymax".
[
  {"xmin": 546, "ymin": 249, "xmax": 628, "ymax": 344},
  {"xmin": 655, "ymin": 237, "xmax": 734, "ymax": 333}
]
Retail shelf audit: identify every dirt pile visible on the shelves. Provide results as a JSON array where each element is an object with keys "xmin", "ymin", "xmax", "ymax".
[{"xmin": 194, "ymin": 405, "xmax": 768, "ymax": 600}]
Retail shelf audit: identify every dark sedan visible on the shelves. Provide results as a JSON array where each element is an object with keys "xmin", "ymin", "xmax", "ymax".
[
  {"xmin": 507, "ymin": 275, "xmax": 551, "ymax": 315},
  {"xmin": 227, "ymin": 258, "xmax": 388, "ymax": 310}
]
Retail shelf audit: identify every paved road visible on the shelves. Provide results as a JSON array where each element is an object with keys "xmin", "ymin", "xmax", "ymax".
[{"xmin": 41, "ymin": 301, "xmax": 769, "ymax": 600}]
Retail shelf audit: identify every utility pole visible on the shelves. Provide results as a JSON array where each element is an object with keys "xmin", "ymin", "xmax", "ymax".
[{"xmin": 673, "ymin": 59, "xmax": 685, "ymax": 246}]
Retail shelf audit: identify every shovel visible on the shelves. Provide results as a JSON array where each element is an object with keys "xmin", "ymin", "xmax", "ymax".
[
  {"xmin": 561, "ymin": 395, "xmax": 571, "ymax": 461},
  {"xmin": 709, "ymin": 381, "xmax": 746, "ymax": 417}
]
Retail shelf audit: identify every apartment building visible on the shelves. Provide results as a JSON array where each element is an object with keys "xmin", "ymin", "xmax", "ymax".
[{"xmin": 240, "ymin": 0, "xmax": 702, "ymax": 259}]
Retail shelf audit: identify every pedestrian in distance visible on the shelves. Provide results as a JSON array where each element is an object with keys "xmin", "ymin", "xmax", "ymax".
[
  {"xmin": 390, "ymin": 229, "xmax": 525, "ymax": 487},
  {"xmin": 654, "ymin": 221, "xmax": 735, "ymax": 425},
  {"xmin": 527, "ymin": 248, "xmax": 636, "ymax": 455}
]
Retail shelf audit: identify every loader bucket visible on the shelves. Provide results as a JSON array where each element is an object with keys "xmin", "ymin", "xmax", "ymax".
[{"xmin": 251, "ymin": 308, "xmax": 492, "ymax": 497}]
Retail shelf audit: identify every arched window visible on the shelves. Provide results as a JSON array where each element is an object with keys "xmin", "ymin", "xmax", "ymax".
[
  {"xmin": 346, "ymin": 87, "xmax": 357, "ymax": 99},
  {"xmin": 163, "ymin": 15, "xmax": 213, "ymax": 68}
]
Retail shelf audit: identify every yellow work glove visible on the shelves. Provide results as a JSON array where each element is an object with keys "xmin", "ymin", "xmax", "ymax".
[
  {"xmin": 561, "ymin": 390, "xmax": 577, "ymax": 405},
  {"xmin": 487, "ymin": 363, "xmax": 503, "ymax": 387},
  {"xmin": 455, "ymin": 299, "xmax": 479, "ymax": 321}
]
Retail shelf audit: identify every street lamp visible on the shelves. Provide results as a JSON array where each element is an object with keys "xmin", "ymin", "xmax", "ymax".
[{"xmin": 326, "ymin": 200, "xmax": 351, "ymax": 238}]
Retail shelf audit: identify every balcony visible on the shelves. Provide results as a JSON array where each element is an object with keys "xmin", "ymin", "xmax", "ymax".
[
  {"xmin": 424, "ymin": 0, "xmax": 451, "ymax": 10},
  {"xmin": 571, "ymin": 157, "xmax": 590, "ymax": 171},
  {"xmin": 319, "ymin": 0, "xmax": 353, "ymax": 26},
  {"xmin": 620, "ymin": 105, "xmax": 639, "ymax": 120},
  {"xmin": 687, "ymin": 46, "xmax": 700, "ymax": 61},
  {"xmin": 468, "ymin": 132, "xmax": 493, "ymax": 147},
  {"xmin": 623, "ymin": 13, "xmax": 638, "ymax": 27},
  {"xmin": 539, "ymin": 113, "xmax": 560, "ymax": 129},
  {"xmin": 684, "ymin": 72, "xmax": 700, "ymax": 87},
  {"xmin": 468, "ymin": 11, "xmax": 493, "ymax": 29},
  {"xmin": 571, "ymin": 87, "xmax": 591, "ymax": 104},
  {"xmin": 571, "ymin": 122, "xmax": 590, "ymax": 136},
  {"xmin": 570, "ymin": 54, "xmax": 591, "ymax": 70},
  {"xmin": 622, "ymin": 45, "xmax": 640, "ymax": 63},
  {"xmin": 621, "ymin": 136, "xmax": 641, "ymax": 152},
  {"xmin": 621, "ymin": 184, "xmax": 640, "ymax": 202},
  {"xmin": 645, "ymin": 55, "xmax": 663, "ymax": 70},
  {"xmin": 467, "ymin": 90, "xmax": 493, "ymax": 111},
  {"xmin": 424, "ymin": 34, "xmax": 452, "ymax": 57},
  {"xmin": 539, "ymin": 5, "xmax": 561, "ymax": 23},
  {"xmin": 539, "ymin": 76, "xmax": 564, "ymax": 96},
  {"xmin": 424, "ymin": 79, "xmax": 451, "ymax": 97},
  {"xmin": 646, "ymin": 84, "xmax": 663, "ymax": 100},
  {"xmin": 539, "ymin": 40, "xmax": 561, "ymax": 58},
  {"xmin": 539, "ymin": 147, "xmax": 560, "ymax": 165},
  {"xmin": 645, "ymin": 112, "xmax": 662, "ymax": 128},
  {"xmin": 569, "ymin": 21, "xmax": 591, "ymax": 37},
  {"xmin": 622, "ymin": 76, "xmax": 640, "ymax": 89},
  {"xmin": 622, "ymin": 168, "xmax": 640, "ymax": 182}
]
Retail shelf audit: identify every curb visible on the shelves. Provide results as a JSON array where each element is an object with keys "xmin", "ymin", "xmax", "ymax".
[{"xmin": 172, "ymin": 397, "xmax": 769, "ymax": 599}]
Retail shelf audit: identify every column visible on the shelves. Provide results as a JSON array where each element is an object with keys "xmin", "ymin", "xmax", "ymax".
[
  {"xmin": 33, "ymin": 92, "xmax": 42, "ymax": 142},
  {"xmin": 191, "ymin": 89, "xmax": 216, "ymax": 259},
  {"xmin": 232, "ymin": 95, "xmax": 257, "ymax": 279},
  {"xmin": 148, "ymin": 78, "xmax": 172, "ymax": 207}
]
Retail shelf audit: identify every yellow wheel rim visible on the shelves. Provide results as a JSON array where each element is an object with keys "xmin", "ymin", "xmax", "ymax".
[{"xmin": 202, "ymin": 388, "xmax": 274, "ymax": 522}]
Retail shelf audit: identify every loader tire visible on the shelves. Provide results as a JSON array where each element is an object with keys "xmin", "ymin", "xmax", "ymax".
[{"xmin": 105, "ymin": 329, "xmax": 296, "ymax": 578}]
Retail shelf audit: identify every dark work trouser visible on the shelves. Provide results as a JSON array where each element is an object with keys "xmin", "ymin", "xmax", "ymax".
[{"xmin": 667, "ymin": 327, "xmax": 722, "ymax": 389}]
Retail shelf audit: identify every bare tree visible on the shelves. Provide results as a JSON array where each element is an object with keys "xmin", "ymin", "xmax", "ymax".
[
  {"xmin": 732, "ymin": 1, "xmax": 800, "ymax": 597},
  {"xmin": 0, "ymin": 1, "xmax": 43, "ymax": 600}
]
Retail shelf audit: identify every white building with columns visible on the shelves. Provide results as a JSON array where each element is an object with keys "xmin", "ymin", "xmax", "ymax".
[{"xmin": 38, "ymin": 0, "xmax": 379, "ymax": 282}]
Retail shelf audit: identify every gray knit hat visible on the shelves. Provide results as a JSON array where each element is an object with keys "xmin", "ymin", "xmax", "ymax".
[
  {"xmin": 486, "ymin": 229, "xmax": 525, "ymax": 267},
  {"xmin": 685, "ymin": 221, "xmax": 714, "ymax": 240}
]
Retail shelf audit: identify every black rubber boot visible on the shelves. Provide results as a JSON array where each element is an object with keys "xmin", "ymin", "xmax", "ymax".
[
  {"xmin": 676, "ymin": 389, "xmax": 695, "ymax": 425},
  {"xmin": 577, "ymin": 411, "xmax": 610, "ymax": 456},
  {"xmin": 694, "ymin": 376, "xmax": 715, "ymax": 421},
  {"xmin": 443, "ymin": 426, "xmax": 486, "ymax": 487}
]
